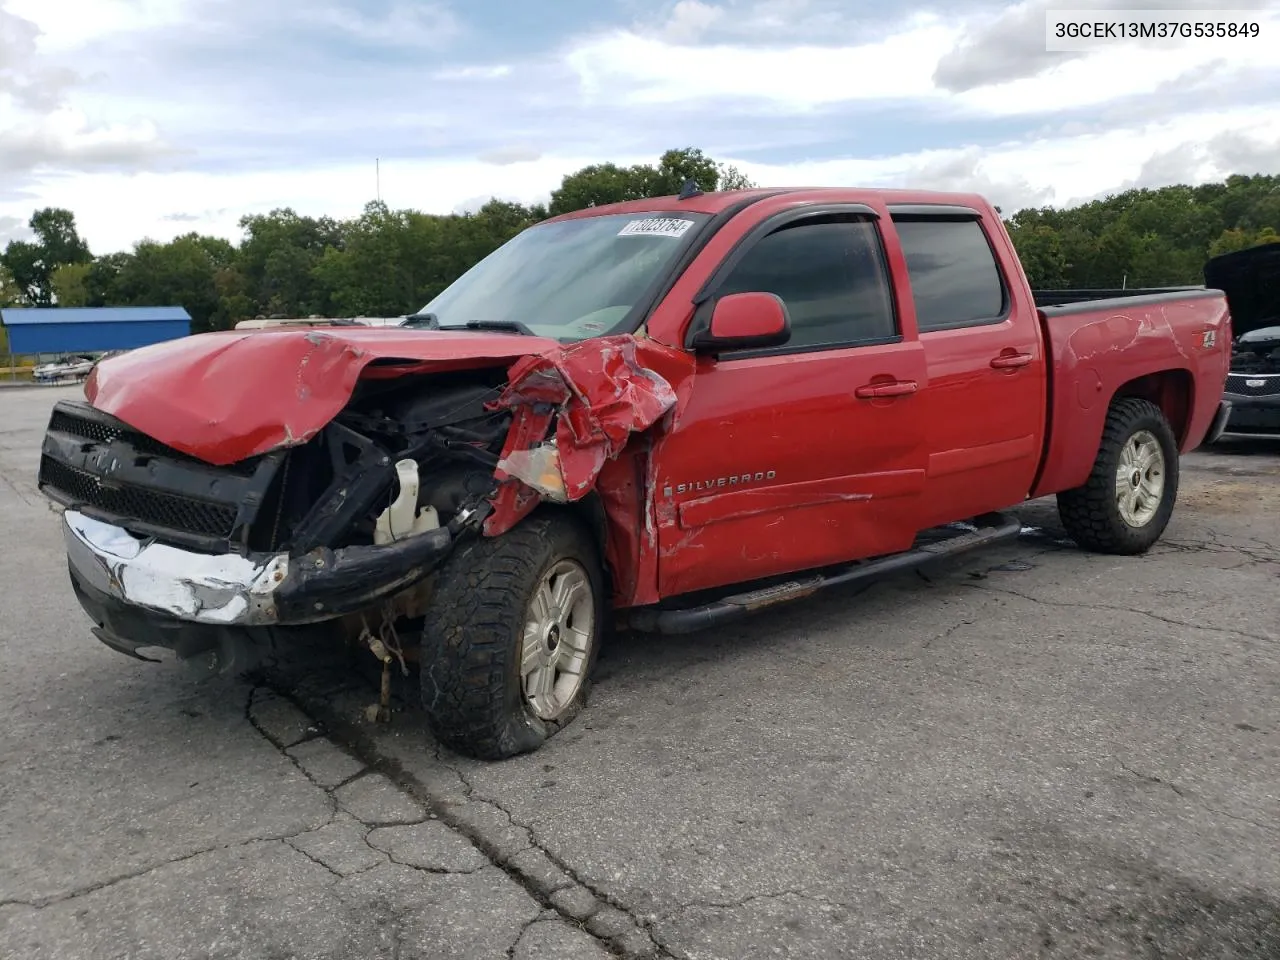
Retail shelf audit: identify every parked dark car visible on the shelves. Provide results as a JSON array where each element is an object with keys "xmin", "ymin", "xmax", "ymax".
[{"xmin": 1205, "ymin": 242, "xmax": 1280, "ymax": 438}]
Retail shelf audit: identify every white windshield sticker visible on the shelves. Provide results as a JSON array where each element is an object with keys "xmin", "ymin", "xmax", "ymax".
[{"xmin": 617, "ymin": 217, "xmax": 695, "ymax": 239}]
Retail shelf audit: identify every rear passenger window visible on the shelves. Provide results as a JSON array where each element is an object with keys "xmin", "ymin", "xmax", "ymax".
[
  {"xmin": 893, "ymin": 218, "xmax": 1006, "ymax": 331},
  {"xmin": 715, "ymin": 218, "xmax": 898, "ymax": 351}
]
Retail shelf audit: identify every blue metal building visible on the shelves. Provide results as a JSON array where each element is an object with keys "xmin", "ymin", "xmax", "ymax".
[{"xmin": 0, "ymin": 306, "xmax": 192, "ymax": 355}]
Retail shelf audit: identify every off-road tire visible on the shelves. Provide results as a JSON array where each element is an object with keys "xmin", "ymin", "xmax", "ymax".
[
  {"xmin": 419, "ymin": 511, "xmax": 604, "ymax": 760},
  {"xmin": 1057, "ymin": 397, "xmax": 1179, "ymax": 555}
]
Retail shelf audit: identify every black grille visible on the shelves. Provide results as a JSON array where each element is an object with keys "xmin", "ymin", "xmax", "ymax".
[
  {"xmin": 40, "ymin": 455, "xmax": 238, "ymax": 538},
  {"xmin": 1226, "ymin": 374, "xmax": 1280, "ymax": 397},
  {"xmin": 47, "ymin": 408, "xmax": 258, "ymax": 476}
]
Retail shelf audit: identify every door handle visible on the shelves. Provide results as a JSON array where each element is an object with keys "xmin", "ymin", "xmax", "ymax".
[
  {"xmin": 854, "ymin": 380, "xmax": 918, "ymax": 399},
  {"xmin": 990, "ymin": 352, "xmax": 1033, "ymax": 369}
]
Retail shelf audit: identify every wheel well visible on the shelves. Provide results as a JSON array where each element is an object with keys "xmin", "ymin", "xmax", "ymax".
[
  {"xmin": 1111, "ymin": 369, "xmax": 1195, "ymax": 446},
  {"xmin": 553, "ymin": 495, "xmax": 615, "ymax": 596}
]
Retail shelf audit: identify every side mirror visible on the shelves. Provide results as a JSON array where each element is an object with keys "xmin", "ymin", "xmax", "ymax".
[{"xmin": 691, "ymin": 292, "xmax": 791, "ymax": 353}]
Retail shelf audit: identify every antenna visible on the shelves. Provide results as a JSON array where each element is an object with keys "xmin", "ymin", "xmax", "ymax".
[
  {"xmin": 376, "ymin": 158, "xmax": 381, "ymax": 203},
  {"xmin": 678, "ymin": 178, "xmax": 704, "ymax": 201}
]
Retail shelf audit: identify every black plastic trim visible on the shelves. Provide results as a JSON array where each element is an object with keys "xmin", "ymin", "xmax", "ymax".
[
  {"xmin": 1032, "ymin": 287, "xmax": 1203, "ymax": 307},
  {"xmin": 1039, "ymin": 287, "xmax": 1223, "ymax": 318},
  {"xmin": 286, "ymin": 422, "xmax": 395, "ymax": 554},
  {"xmin": 707, "ymin": 332, "xmax": 906, "ymax": 362},
  {"xmin": 626, "ymin": 512, "xmax": 1024, "ymax": 635},
  {"xmin": 886, "ymin": 203, "xmax": 982, "ymax": 219},
  {"xmin": 275, "ymin": 526, "xmax": 455, "ymax": 621},
  {"xmin": 1206, "ymin": 400, "xmax": 1233, "ymax": 444}
]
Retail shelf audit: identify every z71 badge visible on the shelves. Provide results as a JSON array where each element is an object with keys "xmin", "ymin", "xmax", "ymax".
[{"xmin": 1202, "ymin": 329, "xmax": 1217, "ymax": 349}]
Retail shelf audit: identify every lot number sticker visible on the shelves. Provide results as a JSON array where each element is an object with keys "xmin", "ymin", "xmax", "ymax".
[{"xmin": 618, "ymin": 217, "xmax": 695, "ymax": 239}]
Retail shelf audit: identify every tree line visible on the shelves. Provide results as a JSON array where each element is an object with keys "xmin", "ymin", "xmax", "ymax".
[{"xmin": 1, "ymin": 146, "xmax": 1277, "ymax": 343}]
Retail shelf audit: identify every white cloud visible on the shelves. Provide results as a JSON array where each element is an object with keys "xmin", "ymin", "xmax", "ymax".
[
  {"xmin": 433, "ymin": 64, "xmax": 513, "ymax": 81},
  {"xmin": 312, "ymin": 2, "xmax": 460, "ymax": 48},
  {"xmin": 657, "ymin": 0, "xmax": 724, "ymax": 41},
  {"xmin": 0, "ymin": 214, "xmax": 27, "ymax": 244},
  {"xmin": 567, "ymin": 14, "xmax": 956, "ymax": 109},
  {"xmin": 731, "ymin": 104, "xmax": 1280, "ymax": 211},
  {"xmin": 567, "ymin": 2, "xmax": 1280, "ymax": 117},
  {"xmin": 0, "ymin": 107, "xmax": 173, "ymax": 174},
  {"xmin": 0, "ymin": 2, "xmax": 175, "ymax": 179},
  {"xmin": 478, "ymin": 144, "xmax": 543, "ymax": 165},
  {"xmin": 0, "ymin": 2, "xmax": 78, "ymax": 111},
  {"xmin": 4, "ymin": 0, "xmax": 192, "ymax": 52}
]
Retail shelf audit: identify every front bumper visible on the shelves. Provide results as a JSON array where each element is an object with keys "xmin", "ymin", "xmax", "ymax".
[
  {"xmin": 1220, "ymin": 391, "xmax": 1280, "ymax": 437},
  {"xmin": 66, "ymin": 510, "xmax": 288, "ymax": 626},
  {"xmin": 63, "ymin": 508, "xmax": 455, "ymax": 631}
]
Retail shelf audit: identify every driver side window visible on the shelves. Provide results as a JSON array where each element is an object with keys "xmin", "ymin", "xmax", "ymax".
[{"xmin": 715, "ymin": 217, "xmax": 900, "ymax": 354}]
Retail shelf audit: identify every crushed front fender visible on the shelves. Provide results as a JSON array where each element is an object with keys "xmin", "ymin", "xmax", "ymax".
[{"xmin": 484, "ymin": 335, "xmax": 695, "ymax": 536}]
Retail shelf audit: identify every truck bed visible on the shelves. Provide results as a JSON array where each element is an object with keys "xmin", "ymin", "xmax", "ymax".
[{"xmin": 1029, "ymin": 287, "xmax": 1231, "ymax": 499}]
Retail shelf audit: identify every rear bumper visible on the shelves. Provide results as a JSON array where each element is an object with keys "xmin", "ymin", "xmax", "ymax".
[
  {"xmin": 63, "ymin": 508, "xmax": 455, "ymax": 633},
  {"xmin": 1219, "ymin": 392, "xmax": 1280, "ymax": 437}
]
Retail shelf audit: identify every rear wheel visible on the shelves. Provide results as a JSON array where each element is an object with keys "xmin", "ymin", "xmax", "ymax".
[
  {"xmin": 419, "ymin": 511, "xmax": 603, "ymax": 760},
  {"xmin": 1057, "ymin": 397, "xmax": 1179, "ymax": 555}
]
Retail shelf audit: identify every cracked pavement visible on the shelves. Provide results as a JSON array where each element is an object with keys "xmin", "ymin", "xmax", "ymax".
[{"xmin": 2, "ymin": 386, "xmax": 1278, "ymax": 959}]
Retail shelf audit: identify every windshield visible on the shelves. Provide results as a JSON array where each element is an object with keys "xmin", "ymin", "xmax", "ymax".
[{"xmin": 417, "ymin": 211, "xmax": 711, "ymax": 339}]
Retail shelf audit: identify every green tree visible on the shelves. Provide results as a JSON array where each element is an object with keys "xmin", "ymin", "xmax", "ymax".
[
  {"xmin": 237, "ymin": 209, "xmax": 343, "ymax": 317},
  {"xmin": 51, "ymin": 261, "xmax": 92, "ymax": 306},
  {"xmin": 0, "ymin": 265, "xmax": 22, "ymax": 306},
  {"xmin": 111, "ymin": 234, "xmax": 221, "ymax": 332},
  {"xmin": 0, "ymin": 208, "xmax": 93, "ymax": 305},
  {"xmin": 1005, "ymin": 223, "xmax": 1069, "ymax": 288},
  {"xmin": 1209, "ymin": 225, "xmax": 1280, "ymax": 258},
  {"xmin": 82, "ymin": 252, "xmax": 135, "ymax": 306},
  {"xmin": 548, "ymin": 147, "xmax": 757, "ymax": 216}
]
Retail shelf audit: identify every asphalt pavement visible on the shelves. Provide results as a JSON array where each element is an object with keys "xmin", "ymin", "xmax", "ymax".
[{"xmin": 2, "ymin": 385, "xmax": 1277, "ymax": 960}]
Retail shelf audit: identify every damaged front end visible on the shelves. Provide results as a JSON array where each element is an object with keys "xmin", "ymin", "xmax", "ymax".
[
  {"xmin": 38, "ymin": 332, "xmax": 690, "ymax": 674},
  {"xmin": 41, "ymin": 381, "xmax": 499, "ymax": 668}
]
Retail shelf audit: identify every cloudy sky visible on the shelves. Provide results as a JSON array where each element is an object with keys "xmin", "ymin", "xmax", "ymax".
[{"xmin": 2, "ymin": 0, "xmax": 1279, "ymax": 253}]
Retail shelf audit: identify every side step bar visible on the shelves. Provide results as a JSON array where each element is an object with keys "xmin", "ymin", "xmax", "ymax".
[{"xmin": 625, "ymin": 511, "xmax": 1024, "ymax": 636}]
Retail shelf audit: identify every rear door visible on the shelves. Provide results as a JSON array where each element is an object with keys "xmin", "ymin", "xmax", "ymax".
[
  {"xmin": 886, "ymin": 207, "xmax": 1046, "ymax": 528},
  {"xmin": 652, "ymin": 206, "xmax": 929, "ymax": 599}
]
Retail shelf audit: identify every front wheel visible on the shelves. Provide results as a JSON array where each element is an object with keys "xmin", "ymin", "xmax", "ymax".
[
  {"xmin": 419, "ymin": 511, "xmax": 604, "ymax": 760},
  {"xmin": 1057, "ymin": 397, "xmax": 1180, "ymax": 555}
]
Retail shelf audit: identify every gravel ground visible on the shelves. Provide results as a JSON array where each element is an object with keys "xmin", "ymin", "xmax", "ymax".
[{"xmin": 2, "ymin": 385, "xmax": 1277, "ymax": 960}]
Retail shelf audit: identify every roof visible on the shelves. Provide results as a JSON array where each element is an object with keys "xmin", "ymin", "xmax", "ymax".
[
  {"xmin": 0, "ymin": 306, "xmax": 192, "ymax": 326},
  {"xmin": 543, "ymin": 186, "xmax": 999, "ymax": 223}
]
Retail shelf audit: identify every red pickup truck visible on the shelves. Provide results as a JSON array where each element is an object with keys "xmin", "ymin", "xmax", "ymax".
[{"xmin": 38, "ymin": 187, "xmax": 1232, "ymax": 759}]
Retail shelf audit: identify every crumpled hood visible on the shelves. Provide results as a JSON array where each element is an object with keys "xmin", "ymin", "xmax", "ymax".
[
  {"xmin": 85, "ymin": 327, "xmax": 561, "ymax": 465},
  {"xmin": 1204, "ymin": 241, "xmax": 1280, "ymax": 339}
]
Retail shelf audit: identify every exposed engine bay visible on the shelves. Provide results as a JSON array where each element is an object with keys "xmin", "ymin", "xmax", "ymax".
[{"xmin": 1231, "ymin": 325, "xmax": 1280, "ymax": 375}]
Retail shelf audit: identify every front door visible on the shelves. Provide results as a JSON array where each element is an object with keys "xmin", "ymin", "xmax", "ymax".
[{"xmin": 652, "ymin": 211, "xmax": 929, "ymax": 599}]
